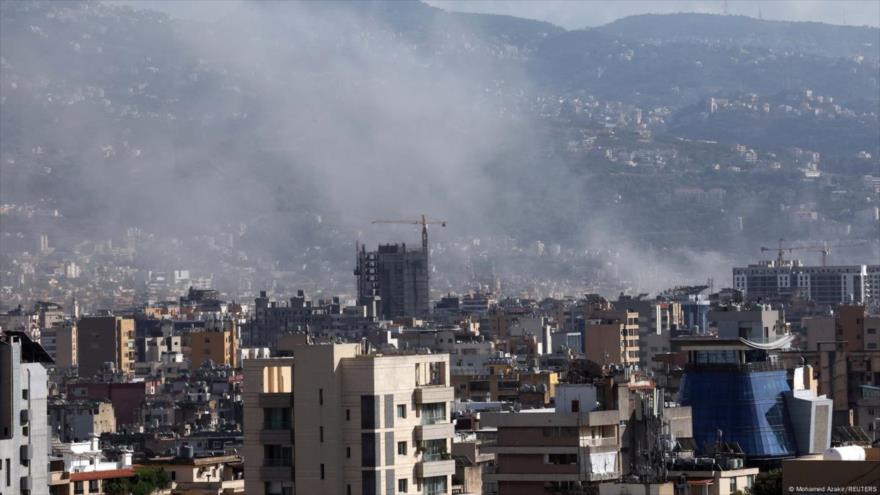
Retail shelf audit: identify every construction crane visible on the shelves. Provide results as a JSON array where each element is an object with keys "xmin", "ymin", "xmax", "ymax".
[
  {"xmin": 760, "ymin": 239, "xmax": 867, "ymax": 266},
  {"xmin": 807, "ymin": 241, "xmax": 868, "ymax": 266},
  {"xmin": 761, "ymin": 238, "xmax": 792, "ymax": 265},
  {"xmin": 371, "ymin": 214, "xmax": 447, "ymax": 255}
]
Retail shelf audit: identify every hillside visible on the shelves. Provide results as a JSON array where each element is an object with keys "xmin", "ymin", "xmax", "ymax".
[
  {"xmin": 598, "ymin": 13, "xmax": 880, "ymax": 63},
  {"xmin": 1, "ymin": 0, "xmax": 878, "ymax": 264}
]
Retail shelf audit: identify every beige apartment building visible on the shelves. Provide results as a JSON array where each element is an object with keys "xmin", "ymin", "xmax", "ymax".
[
  {"xmin": 189, "ymin": 324, "xmax": 239, "ymax": 371},
  {"xmin": 243, "ymin": 342, "xmax": 456, "ymax": 495},
  {"xmin": 584, "ymin": 310, "xmax": 640, "ymax": 366},
  {"xmin": 77, "ymin": 316, "xmax": 135, "ymax": 377},
  {"xmin": 41, "ymin": 321, "xmax": 77, "ymax": 368}
]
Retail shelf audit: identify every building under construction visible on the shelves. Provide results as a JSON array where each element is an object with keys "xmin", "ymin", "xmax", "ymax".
[
  {"xmin": 355, "ymin": 242, "xmax": 429, "ymax": 320},
  {"xmin": 356, "ymin": 215, "xmax": 444, "ymax": 320}
]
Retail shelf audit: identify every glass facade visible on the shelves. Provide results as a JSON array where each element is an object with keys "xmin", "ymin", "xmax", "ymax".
[{"xmin": 679, "ymin": 369, "xmax": 795, "ymax": 458}]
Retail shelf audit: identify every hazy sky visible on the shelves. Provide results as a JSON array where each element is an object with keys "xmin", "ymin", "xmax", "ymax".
[{"xmin": 114, "ymin": 0, "xmax": 880, "ymax": 29}]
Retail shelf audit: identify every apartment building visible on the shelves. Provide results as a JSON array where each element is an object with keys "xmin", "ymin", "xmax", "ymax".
[
  {"xmin": 482, "ymin": 382, "xmax": 693, "ymax": 495},
  {"xmin": 76, "ymin": 316, "xmax": 135, "ymax": 378},
  {"xmin": 733, "ymin": 260, "xmax": 869, "ymax": 305},
  {"xmin": 583, "ymin": 310, "xmax": 639, "ymax": 366},
  {"xmin": 708, "ymin": 305, "xmax": 787, "ymax": 343},
  {"xmin": 40, "ymin": 321, "xmax": 77, "ymax": 369},
  {"xmin": 189, "ymin": 323, "xmax": 239, "ymax": 371},
  {"xmin": 243, "ymin": 343, "xmax": 455, "ymax": 495},
  {"xmin": 1, "ymin": 331, "xmax": 52, "ymax": 495}
]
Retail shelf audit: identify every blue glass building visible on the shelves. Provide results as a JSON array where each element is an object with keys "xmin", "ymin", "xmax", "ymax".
[
  {"xmin": 679, "ymin": 369, "xmax": 796, "ymax": 458},
  {"xmin": 675, "ymin": 335, "xmax": 798, "ymax": 463}
]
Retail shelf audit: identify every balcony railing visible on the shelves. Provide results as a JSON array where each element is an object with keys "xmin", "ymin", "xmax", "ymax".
[
  {"xmin": 264, "ymin": 457, "xmax": 292, "ymax": 467},
  {"xmin": 580, "ymin": 437, "xmax": 617, "ymax": 448}
]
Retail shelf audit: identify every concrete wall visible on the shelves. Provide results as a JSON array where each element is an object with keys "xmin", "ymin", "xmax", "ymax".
[{"xmin": 0, "ymin": 337, "xmax": 50, "ymax": 495}]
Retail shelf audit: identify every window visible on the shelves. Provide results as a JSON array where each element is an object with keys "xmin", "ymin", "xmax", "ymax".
[
  {"xmin": 319, "ymin": 388, "xmax": 323, "ymax": 405},
  {"xmin": 346, "ymin": 409, "xmax": 350, "ymax": 421},
  {"xmin": 542, "ymin": 427, "xmax": 577, "ymax": 438},
  {"xmin": 571, "ymin": 400, "xmax": 579, "ymax": 412},
  {"xmin": 421, "ymin": 440, "xmax": 446, "ymax": 461},
  {"xmin": 362, "ymin": 433, "xmax": 377, "ymax": 467},
  {"xmin": 346, "ymin": 446, "xmax": 351, "ymax": 458},
  {"xmin": 347, "ymin": 486, "xmax": 351, "ymax": 495},
  {"xmin": 171, "ymin": 471, "xmax": 176, "ymax": 480},
  {"xmin": 320, "ymin": 463, "xmax": 325, "ymax": 480},
  {"xmin": 363, "ymin": 471, "xmax": 377, "ymax": 495},
  {"xmin": 397, "ymin": 441, "xmax": 407, "ymax": 455},
  {"xmin": 74, "ymin": 481, "xmax": 84, "ymax": 494},
  {"xmin": 420, "ymin": 403, "xmax": 445, "ymax": 425},
  {"xmin": 546, "ymin": 453, "xmax": 577, "ymax": 464},
  {"xmin": 89, "ymin": 480, "xmax": 99, "ymax": 492},
  {"xmin": 397, "ymin": 405, "xmax": 407, "ymax": 418},
  {"xmin": 21, "ymin": 389, "xmax": 28, "ymax": 400},
  {"xmin": 320, "ymin": 426, "xmax": 324, "ymax": 442},
  {"xmin": 398, "ymin": 478, "xmax": 408, "ymax": 493},
  {"xmin": 730, "ymin": 477, "xmax": 737, "ymax": 493},
  {"xmin": 264, "ymin": 445, "xmax": 293, "ymax": 467},
  {"xmin": 263, "ymin": 408, "xmax": 291, "ymax": 429},
  {"xmin": 361, "ymin": 396, "xmax": 376, "ymax": 429}
]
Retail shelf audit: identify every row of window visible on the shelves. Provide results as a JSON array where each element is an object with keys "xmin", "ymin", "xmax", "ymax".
[{"xmin": 72, "ymin": 480, "xmax": 100, "ymax": 494}]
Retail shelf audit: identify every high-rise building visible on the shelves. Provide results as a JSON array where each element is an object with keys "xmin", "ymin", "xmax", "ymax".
[
  {"xmin": 867, "ymin": 265, "xmax": 880, "ymax": 305},
  {"xmin": 243, "ymin": 342, "xmax": 455, "ymax": 495},
  {"xmin": 40, "ymin": 321, "xmax": 77, "ymax": 369},
  {"xmin": 356, "ymin": 243, "xmax": 429, "ymax": 320},
  {"xmin": 188, "ymin": 322, "xmax": 239, "ymax": 371},
  {"xmin": 582, "ymin": 310, "xmax": 640, "ymax": 366},
  {"xmin": 733, "ymin": 260, "xmax": 870, "ymax": 306},
  {"xmin": 1, "ymin": 331, "xmax": 52, "ymax": 495},
  {"xmin": 76, "ymin": 316, "xmax": 135, "ymax": 378}
]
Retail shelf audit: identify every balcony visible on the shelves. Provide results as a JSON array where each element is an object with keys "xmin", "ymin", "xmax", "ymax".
[
  {"xmin": 258, "ymin": 393, "xmax": 293, "ymax": 408},
  {"xmin": 586, "ymin": 471, "xmax": 620, "ymax": 482},
  {"xmin": 415, "ymin": 422, "xmax": 454, "ymax": 441},
  {"xmin": 260, "ymin": 457, "xmax": 294, "ymax": 482},
  {"xmin": 260, "ymin": 465, "xmax": 294, "ymax": 481},
  {"xmin": 488, "ymin": 473, "xmax": 580, "ymax": 482},
  {"xmin": 175, "ymin": 479, "xmax": 246, "ymax": 492},
  {"xmin": 415, "ymin": 386, "xmax": 454, "ymax": 404},
  {"xmin": 416, "ymin": 459, "xmax": 456, "ymax": 478},
  {"xmin": 581, "ymin": 437, "xmax": 618, "ymax": 448},
  {"xmin": 260, "ymin": 429, "xmax": 294, "ymax": 444}
]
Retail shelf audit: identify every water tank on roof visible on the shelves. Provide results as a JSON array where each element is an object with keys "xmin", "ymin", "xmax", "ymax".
[{"xmin": 823, "ymin": 446, "xmax": 866, "ymax": 461}]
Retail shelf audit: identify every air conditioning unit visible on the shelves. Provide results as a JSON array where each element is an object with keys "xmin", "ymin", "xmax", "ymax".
[
  {"xmin": 20, "ymin": 476, "xmax": 31, "ymax": 490},
  {"xmin": 20, "ymin": 409, "xmax": 29, "ymax": 424},
  {"xmin": 20, "ymin": 444, "xmax": 31, "ymax": 461}
]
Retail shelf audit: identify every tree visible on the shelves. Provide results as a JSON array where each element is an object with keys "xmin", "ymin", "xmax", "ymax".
[
  {"xmin": 100, "ymin": 467, "xmax": 170, "ymax": 495},
  {"xmin": 749, "ymin": 469, "xmax": 782, "ymax": 495}
]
